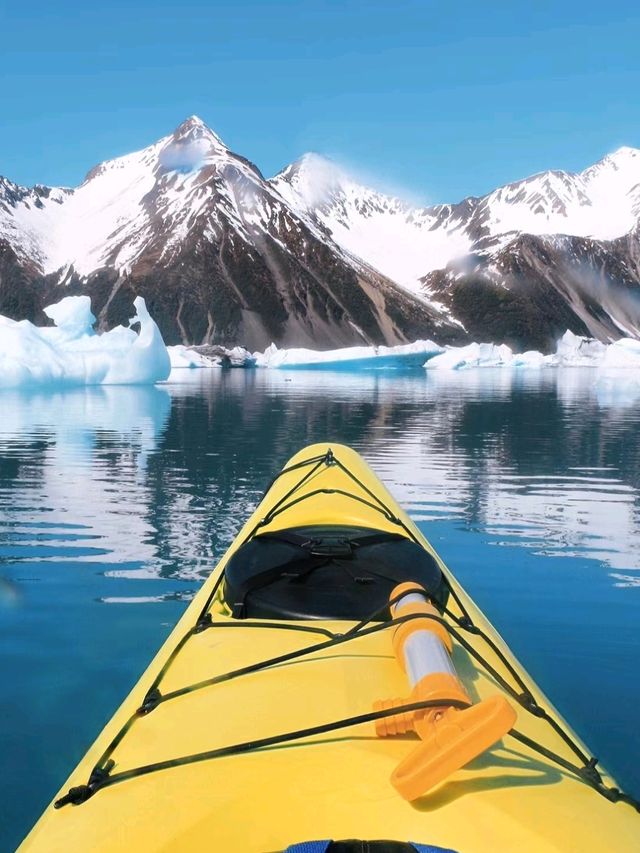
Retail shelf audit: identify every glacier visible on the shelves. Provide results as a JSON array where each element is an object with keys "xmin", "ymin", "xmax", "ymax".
[
  {"xmin": 425, "ymin": 330, "xmax": 640, "ymax": 370},
  {"xmin": 254, "ymin": 339, "xmax": 444, "ymax": 370},
  {"xmin": 0, "ymin": 295, "xmax": 171, "ymax": 388}
]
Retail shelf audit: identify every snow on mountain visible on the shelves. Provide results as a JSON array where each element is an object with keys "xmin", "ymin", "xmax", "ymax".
[
  {"xmin": 0, "ymin": 179, "xmax": 72, "ymax": 271},
  {"xmin": 581, "ymin": 146, "xmax": 640, "ymax": 224},
  {"xmin": 3, "ymin": 124, "xmax": 640, "ymax": 290},
  {"xmin": 3, "ymin": 116, "xmax": 421, "ymax": 285},
  {"xmin": 271, "ymin": 153, "xmax": 473, "ymax": 296},
  {"xmin": 480, "ymin": 147, "xmax": 640, "ymax": 243},
  {"xmin": 272, "ymin": 146, "xmax": 640, "ymax": 295},
  {"xmin": 0, "ymin": 116, "xmax": 258, "ymax": 276}
]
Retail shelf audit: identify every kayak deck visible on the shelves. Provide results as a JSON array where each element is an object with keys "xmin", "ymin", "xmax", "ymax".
[{"xmin": 19, "ymin": 444, "xmax": 639, "ymax": 852}]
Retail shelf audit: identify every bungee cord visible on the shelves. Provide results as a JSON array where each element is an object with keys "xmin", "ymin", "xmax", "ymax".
[{"xmin": 54, "ymin": 450, "xmax": 640, "ymax": 813}]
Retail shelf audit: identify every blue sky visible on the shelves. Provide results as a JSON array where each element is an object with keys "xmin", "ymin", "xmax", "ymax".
[{"xmin": 1, "ymin": 0, "xmax": 639, "ymax": 203}]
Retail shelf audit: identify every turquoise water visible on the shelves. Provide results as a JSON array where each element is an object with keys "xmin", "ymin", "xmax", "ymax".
[{"xmin": 1, "ymin": 367, "xmax": 639, "ymax": 849}]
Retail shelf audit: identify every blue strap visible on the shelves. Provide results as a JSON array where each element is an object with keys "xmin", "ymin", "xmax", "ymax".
[{"xmin": 285, "ymin": 843, "xmax": 457, "ymax": 853}]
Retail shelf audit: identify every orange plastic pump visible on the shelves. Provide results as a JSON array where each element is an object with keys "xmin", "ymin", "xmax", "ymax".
[{"xmin": 374, "ymin": 582, "xmax": 517, "ymax": 800}]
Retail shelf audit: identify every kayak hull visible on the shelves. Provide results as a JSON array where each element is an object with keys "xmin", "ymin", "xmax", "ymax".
[{"xmin": 19, "ymin": 444, "xmax": 638, "ymax": 852}]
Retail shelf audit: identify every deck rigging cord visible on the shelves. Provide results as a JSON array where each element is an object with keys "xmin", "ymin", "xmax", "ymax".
[{"xmin": 54, "ymin": 449, "xmax": 640, "ymax": 812}]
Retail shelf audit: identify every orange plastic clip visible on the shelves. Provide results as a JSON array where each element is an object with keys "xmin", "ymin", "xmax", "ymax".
[{"xmin": 374, "ymin": 583, "xmax": 517, "ymax": 801}]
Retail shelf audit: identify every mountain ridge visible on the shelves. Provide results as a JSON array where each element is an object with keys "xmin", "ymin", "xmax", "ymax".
[{"xmin": 1, "ymin": 116, "xmax": 639, "ymax": 349}]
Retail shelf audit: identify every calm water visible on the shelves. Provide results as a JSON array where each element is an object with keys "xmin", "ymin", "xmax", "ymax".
[{"xmin": 1, "ymin": 367, "xmax": 639, "ymax": 849}]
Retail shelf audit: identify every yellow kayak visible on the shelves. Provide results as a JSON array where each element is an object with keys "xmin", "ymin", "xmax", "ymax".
[{"xmin": 19, "ymin": 444, "xmax": 639, "ymax": 852}]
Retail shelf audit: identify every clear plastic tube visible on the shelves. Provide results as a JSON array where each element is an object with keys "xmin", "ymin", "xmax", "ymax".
[{"xmin": 393, "ymin": 591, "xmax": 455, "ymax": 687}]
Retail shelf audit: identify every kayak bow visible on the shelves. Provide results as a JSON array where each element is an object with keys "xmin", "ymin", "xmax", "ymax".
[{"xmin": 19, "ymin": 444, "xmax": 639, "ymax": 852}]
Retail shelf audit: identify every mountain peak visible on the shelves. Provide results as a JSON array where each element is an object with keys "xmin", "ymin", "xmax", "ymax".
[
  {"xmin": 278, "ymin": 152, "xmax": 356, "ymax": 190},
  {"xmin": 610, "ymin": 145, "xmax": 639, "ymax": 158},
  {"xmin": 156, "ymin": 116, "xmax": 229, "ymax": 174},
  {"xmin": 278, "ymin": 152, "xmax": 341, "ymax": 180},
  {"xmin": 180, "ymin": 114, "xmax": 207, "ymax": 128},
  {"xmin": 171, "ymin": 115, "xmax": 226, "ymax": 149},
  {"xmin": 3, "ymin": 121, "xmax": 640, "ymax": 352},
  {"xmin": 297, "ymin": 151, "xmax": 336, "ymax": 168},
  {"xmin": 582, "ymin": 145, "xmax": 640, "ymax": 181},
  {"xmin": 272, "ymin": 153, "xmax": 352, "ymax": 211}
]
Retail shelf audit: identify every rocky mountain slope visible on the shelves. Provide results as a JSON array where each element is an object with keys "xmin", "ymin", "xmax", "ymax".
[
  {"xmin": 273, "ymin": 147, "xmax": 640, "ymax": 349},
  {"xmin": 0, "ymin": 118, "xmax": 459, "ymax": 349},
  {"xmin": 2, "ymin": 117, "xmax": 640, "ymax": 350}
]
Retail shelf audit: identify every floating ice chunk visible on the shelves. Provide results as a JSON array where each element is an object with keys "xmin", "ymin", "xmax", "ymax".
[
  {"xmin": 546, "ymin": 330, "xmax": 639, "ymax": 368},
  {"xmin": 0, "ymin": 295, "xmax": 170, "ymax": 388},
  {"xmin": 223, "ymin": 346, "xmax": 257, "ymax": 368},
  {"xmin": 168, "ymin": 345, "xmax": 219, "ymax": 369},
  {"xmin": 43, "ymin": 295, "xmax": 97, "ymax": 341},
  {"xmin": 599, "ymin": 337, "xmax": 640, "ymax": 368},
  {"xmin": 425, "ymin": 328, "xmax": 640, "ymax": 371},
  {"xmin": 555, "ymin": 330, "xmax": 606, "ymax": 365},
  {"xmin": 168, "ymin": 344, "xmax": 256, "ymax": 369},
  {"xmin": 255, "ymin": 339, "xmax": 443, "ymax": 370},
  {"xmin": 425, "ymin": 342, "xmax": 515, "ymax": 370},
  {"xmin": 0, "ymin": 316, "xmax": 66, "ymax": 387},
  {"xmin": 511, "ymin": 350, "xmax": 549, "ymax": 368}
]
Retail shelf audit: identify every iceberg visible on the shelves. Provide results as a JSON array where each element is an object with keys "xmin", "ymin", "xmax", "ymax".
[
  {"xmin": 599, "ymin": 337, "xmax": 640, "ymax": 368},
  {"xmin": 553, "ymin": 330, "xmax": 606, "ymax": 365},
  {"xmin": 255, "ymin": 339, "xmax": 444, "ymax": 370},
  {"xmin": 510, "ymin": 350, "xmax": 548, "ymax": 368},
  {"xmin": 168, "ymin": 345, "xmax": 219, "ymax": 369},
  {"xmin": 0, "ymin": 295, "xmax": 171, "ymax": 388},
  {"xmin": 424, "ymin": 342, "xmax": 515, "ymax": 370},
  {"xmin": 168, "ymin": 344, "xmax": 256, "ymax": 369},
  {"xmin": 425, "ymin": 330, "xmax": 640, "ymax": 371},
  {"xmin": 255, "ymin": 331, "xmax": 640, "ymax": 373}
]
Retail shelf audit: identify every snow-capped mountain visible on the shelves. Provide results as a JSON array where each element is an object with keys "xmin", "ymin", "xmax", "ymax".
[
  {"xmin": 0, "ymin": 117, "xmax": 457, "ymax": 349},
  {"xmin": 2, "ymin": 116, "xmax": 640, "ymax": 350},
  {"xmin": 273, "ymin": 147, "xmax": 640, "ymax": 347},
  {"xmin": 471, "ymin": 148, "xmax": 640, "ymax": 242},
  {"xmin": 272, "ymin": 147, "xmax": 640, "ymax": 284},
  {"xmin": 1, "ymin": 118, "xmax": 257, "ymax": 276},
  {"xmin": 272, "ymin": 154, "xmax": 473, "ymax": 294},
  {"xmin": 271, "ymin": 154, "xmax": 475, "ymax": 294}
]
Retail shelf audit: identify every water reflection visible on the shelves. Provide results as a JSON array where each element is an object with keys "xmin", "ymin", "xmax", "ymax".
[
  {"xmin": 1, "ymin": 368, "xmax": 639, "ymax": 585},
  {"xmin": 0, "ymin": 385, "xmax": 171, "ymax": 573}
]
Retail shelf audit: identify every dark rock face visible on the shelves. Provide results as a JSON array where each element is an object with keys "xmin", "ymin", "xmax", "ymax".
[
  {"xmin": 69, "ymin": 207, "xmax": 460, "ymax": 350},
  {"xmin": 422, "ymin": 229, "xmax": 640, "ymax": 351},
  {"xmin": 0, "ymin": 241, "xmax": 50, "ymax": 325}
]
